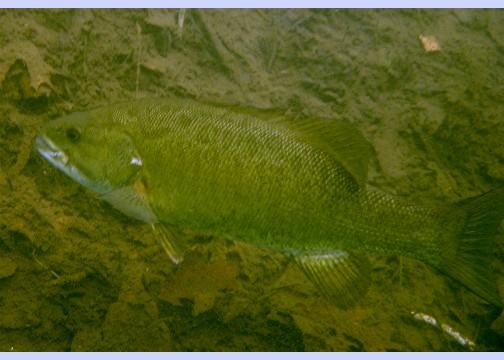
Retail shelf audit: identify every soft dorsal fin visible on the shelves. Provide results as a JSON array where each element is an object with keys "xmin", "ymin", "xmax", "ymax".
[
  {"xmin": 282, "ymin": 117, "xmax": 372, "ymax": 186},
  {"xmin": 295, "ymin": 250, "xmax": 371, "ymax": 308},
  {"xmin": 241, "ymin": 106, "xmax": 372, "ymax": 185},
  {"xmin": 204, "ymin": 100, "xmax": 372, "ymax": 185}
]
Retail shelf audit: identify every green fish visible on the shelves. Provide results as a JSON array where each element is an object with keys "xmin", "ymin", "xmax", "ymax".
[{"xmin": 36, "ymin": 98, "xmax": 503, "ymax": 306}]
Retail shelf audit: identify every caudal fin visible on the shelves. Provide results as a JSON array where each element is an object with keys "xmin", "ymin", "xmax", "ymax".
[{"xmin": 439, "ymin": 188, "xmax": 504, "ymax": 306}]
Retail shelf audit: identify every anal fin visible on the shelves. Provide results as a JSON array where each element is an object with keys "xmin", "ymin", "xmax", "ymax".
[{"xmin": 295, "ymin": 250, "xmax": 371, "ymax": 308}]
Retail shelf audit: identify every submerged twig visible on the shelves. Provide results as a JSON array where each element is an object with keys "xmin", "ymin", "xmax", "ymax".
[
  {"xmin": 411, "ymin": 311, "xmax": 475, "ymax": 349},
  {"xmin": 177, "ymin": 9, "xmax": 186, "ymax": 37},
  {"xmin": 32, "ymin": 250, "xmax": 60, "ymax": 279}
]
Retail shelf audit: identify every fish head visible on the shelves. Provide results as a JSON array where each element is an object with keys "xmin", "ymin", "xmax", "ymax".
[{"xmin": 36, "ymin": 110, "xmax": 143, "ymax": 195}]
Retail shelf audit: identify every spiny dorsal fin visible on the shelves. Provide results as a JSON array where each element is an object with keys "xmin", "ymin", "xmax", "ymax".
[
  {"xmin": 295, "ymin": 250, "xmax": 371, "ymax": 308},
  {"xmin": 282, "ymin": 117, "xmax": 372, "ymax": 186}
]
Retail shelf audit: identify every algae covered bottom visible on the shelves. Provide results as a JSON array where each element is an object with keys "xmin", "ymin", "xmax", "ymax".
[{"xmin": 1, "ymin": 9, "xmax": 504, "ymax": 351}]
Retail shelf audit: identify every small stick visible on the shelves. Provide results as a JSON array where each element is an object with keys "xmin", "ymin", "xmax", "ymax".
[
  {"xmin": 178, "ymin": 9, "xmax": 186, "ymax": 37},
  {"xmin": 32, "ymin": 250, "xmax": 60, "ymax": 279}
]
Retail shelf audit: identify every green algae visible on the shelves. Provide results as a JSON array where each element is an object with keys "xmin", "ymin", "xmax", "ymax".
[
  {"xmin": 0, "ymin": 9, "xmax": 503, "ymax": 351},
  {"xmin": 0, "ymin": 257, "xmax": 17, "ymax": 279}
]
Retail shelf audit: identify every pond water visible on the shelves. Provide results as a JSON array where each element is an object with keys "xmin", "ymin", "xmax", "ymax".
[{"xmin": 0, "ymin": 9, "xmax": 503, "ymax": 351}]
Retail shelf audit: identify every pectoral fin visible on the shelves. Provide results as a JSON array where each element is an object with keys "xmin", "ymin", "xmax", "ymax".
[
  {"xmin": 151, "ymin": 223, "xmax": 185, "ymax": 265},
  {"xmin": 295, "ymin": 250, "xmax": 371, "ymax": 308},
  {"xmin": 99, "ymin": 181, "xmax": 156, "ymax": 223}
]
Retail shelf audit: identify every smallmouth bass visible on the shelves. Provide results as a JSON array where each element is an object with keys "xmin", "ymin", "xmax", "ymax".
[{"xmin": 36, "ymin": 98, "xmax": 503, "ymax": 306}]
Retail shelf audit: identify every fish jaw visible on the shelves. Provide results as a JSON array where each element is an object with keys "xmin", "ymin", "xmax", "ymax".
[
  {"xmin": 36, "ymin": 135, "xmax": 70, "ymax": 171},
  {"xmin": 35, "ymin": 134, "xmax": 113, "ymax": 195}
]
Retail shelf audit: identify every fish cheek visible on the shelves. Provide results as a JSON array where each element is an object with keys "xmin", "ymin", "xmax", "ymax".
[{"xmin": 101, "ymin": 133, "xmax": 144, "ymax": 188}]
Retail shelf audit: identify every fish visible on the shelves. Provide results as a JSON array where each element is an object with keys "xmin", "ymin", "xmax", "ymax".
[{"xmin": 35, "ymin": 98, "xmax": 503, "ymax": 307}]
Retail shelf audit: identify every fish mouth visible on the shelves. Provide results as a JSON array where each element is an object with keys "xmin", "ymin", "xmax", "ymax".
[
  {"xmin": 36, "ymin": 135, "xmax": 69, "ymax": 168},
  {"xmin": 35, "ymin": 134, "xmax": 83, "ymax": 184},
  {"xmin": 35, "ymin": 135, "xmax": 113, "ymax": 195}
]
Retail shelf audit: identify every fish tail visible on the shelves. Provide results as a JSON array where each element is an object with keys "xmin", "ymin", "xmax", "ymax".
[{"xmin": 438, "ymin": 187, "xmax": 504, "ymax": 306}]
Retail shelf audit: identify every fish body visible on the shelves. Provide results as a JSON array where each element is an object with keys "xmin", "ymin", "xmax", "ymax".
[{"xmin": 36, "ymin": 98, "xmax": 503, "ymax": 306}]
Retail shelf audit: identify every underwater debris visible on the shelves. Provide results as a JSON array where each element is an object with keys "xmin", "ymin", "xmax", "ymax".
[
  {"xmin": 419, "ymin": 35, "xmax": 441, "ymax": 52},
  {"xmin": 258, "ymin": 35, "xmax": 279, "ymax": 72},
  {"xmin": 178, "ymin": 9, "xmax": 186, "ymax": 36},
  {"xmin": 0, "ymin": 41, "xmax": 54, "ymax": 98},
  {"xmin": 32, "ymin": 250, "xmax": 60, "ymax": 279},
  {"xmin": 411, "ymin": 311, "xmax": 475, "ymax": 349}
]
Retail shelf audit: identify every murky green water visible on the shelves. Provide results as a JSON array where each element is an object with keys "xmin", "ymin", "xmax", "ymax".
[{"xmin": 0, "ymin": 9, "xmax": 503, "ymax": 351}]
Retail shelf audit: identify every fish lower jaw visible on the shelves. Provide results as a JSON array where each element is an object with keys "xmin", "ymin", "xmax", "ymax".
[{"xmin": 36, "ymin": 135, "xmax": 69, "ymax": 166}]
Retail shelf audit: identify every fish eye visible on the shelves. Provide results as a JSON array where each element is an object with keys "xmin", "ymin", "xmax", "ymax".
[{"xmin": 66, "ymin": 127, "xmax": 81, "ymax": 143}]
